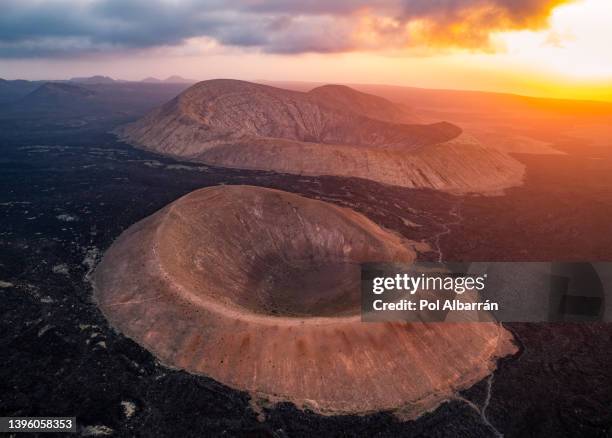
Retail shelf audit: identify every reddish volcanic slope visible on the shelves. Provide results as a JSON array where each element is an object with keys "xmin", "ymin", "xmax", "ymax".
[
  {"xmin": 116, "ymin": 80, "xmax": 524, "ymax": 193},
  {"xmin": 93, "ymin": 185, "xmax": 516, "ymax": 416}
]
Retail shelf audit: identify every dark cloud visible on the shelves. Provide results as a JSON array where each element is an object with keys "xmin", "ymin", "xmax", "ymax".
[
  {"xmin": 0, "ymin": 0, "xmax": 573, "ymax": 58},
  {"xmin": 395, "ymin": 0, "xmax": 571, "ymax": 48}
]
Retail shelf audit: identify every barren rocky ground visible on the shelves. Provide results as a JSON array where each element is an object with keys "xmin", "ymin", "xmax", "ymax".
[{"xmin": 1, "ymin": 114, "xmax": 612, "ymax": 436}]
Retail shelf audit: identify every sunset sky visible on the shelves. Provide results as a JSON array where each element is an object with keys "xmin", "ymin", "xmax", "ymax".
[{"xmin": 1, "ymin": 0, "xmax": 611, "ymax": 101}]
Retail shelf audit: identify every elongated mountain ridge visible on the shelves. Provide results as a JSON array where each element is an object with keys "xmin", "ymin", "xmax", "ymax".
[{"xmin": 116, "ymin": 79, "xmax": 524, "ymax": 192}]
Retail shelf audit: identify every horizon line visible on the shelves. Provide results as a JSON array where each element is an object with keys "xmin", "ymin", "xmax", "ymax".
[{"xmin": 3, "ymin": 74, "xmax": 612, "ymax": 105}]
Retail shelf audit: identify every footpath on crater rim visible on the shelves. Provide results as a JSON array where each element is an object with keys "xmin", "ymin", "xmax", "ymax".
[{"xmin": 93, "ymin": 185, "xmax": 517, "ymax": 417}]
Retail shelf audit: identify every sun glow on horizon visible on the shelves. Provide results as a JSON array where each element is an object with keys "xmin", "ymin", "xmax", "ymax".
[
  {"xmin": 1, "ymin": 0, "xmax": 610, "ymax": 102},
  {"xmin": 384, "ymin": 0, "xmax": 612, "ymax": 102},
  {"xmin": 494, "ymin": 0, "xmax": 612, "ymax": 80},
  {"xmin": 344, "ymin": 0, "xmax": 612, "ymax": 101}
]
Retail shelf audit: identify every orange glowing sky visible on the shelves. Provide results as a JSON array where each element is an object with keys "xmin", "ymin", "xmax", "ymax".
[{"xmin": 1, "ymin": 0, "xmax": 610, "ymax": 101}]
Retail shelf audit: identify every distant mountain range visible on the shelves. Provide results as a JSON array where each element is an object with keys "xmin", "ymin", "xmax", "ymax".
[
  {"xmin": 141, "ymin": 75, "xmax": 197, "ymax": 84},
  {"xmin": 0, "ymin": 78, "xmax": 42, "ymax": 104},
  {"xmin": 69, "ymin": 75, "xmax": 117, "ymax": 84},
  {"xmin": 22, "ymin": 82, "xmax": 96, "ymax": 104},
  {"xmin": 0, "ymin": 76, "xmax": 197, "ymax": 106},
  {"xmin": 0, "ymin": 79, "xmax": 194, "ymax": 122},
  {"xmin": 68, "ymin": 75, "xmax": 196, "ymax": 84},
  {"xmin": 6, "ymin": 82, "xmax": 108, "ymax": 117}
]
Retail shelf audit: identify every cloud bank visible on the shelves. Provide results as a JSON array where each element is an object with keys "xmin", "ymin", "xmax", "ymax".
[{"xmin": 0, "ymin": 0, "xmax": 573, "ymax": 58}]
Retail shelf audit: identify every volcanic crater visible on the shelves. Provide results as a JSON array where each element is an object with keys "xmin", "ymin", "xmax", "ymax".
[
  {"xmin": 116, "ymin": 79, "xmax": 524, "ymax": 193},
  {"xmin": 93, "ymin": 185, "xmax": 516, "ymax": 416}
]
